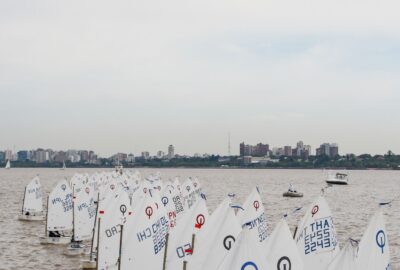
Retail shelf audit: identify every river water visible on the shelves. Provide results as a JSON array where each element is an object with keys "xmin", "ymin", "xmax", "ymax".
[{"xmin": 0, "ymin": 168, "xmax": 399, "ymax": 270}]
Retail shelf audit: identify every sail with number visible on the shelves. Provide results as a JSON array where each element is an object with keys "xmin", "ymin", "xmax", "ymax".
[
  {"xmin": 121, "ymin": 192, "xmax": 169, "ymax": 270},
  {"xmin": 294, "ymin": 196, "xmax": 339, "ymax": 270},
  {"xmin": 97, "ymin": 190, "xmax": 132, "ymax": 270},
  {"xmin": 217, "ymin": 227, "xmax": 269, "ymax": 270},
  {"xmin": 236, "ymin": 187, "xmax": 268, "ymax": 245},
  {"xmin": 265, "ymin": 219, "xmax": 303, "ymax": 270},
  {"xmin": 356, "ymin": 210, "xmax": 391, "ymax": 270},
  {"xmin": 47, "ymin": 180, "xmax": 73, "ymax": 232},
  {"xmin": 166, "ymin": 198, "xmax": 209, "ymax": 270},
  {"xmin": 73, "ymin": 185, "xmax": 96, "ymax": 241},
  {"xmin": 22, "ymin": 176, "xmax": 43, "ymax": 214},
  {"xmin": 189, "ymin": 197, "xmax": 242, "ymax": 270}
]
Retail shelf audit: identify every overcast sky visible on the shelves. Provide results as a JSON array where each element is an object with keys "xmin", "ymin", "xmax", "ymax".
[{"xmin": 1, "ymin": 0, "xmax": 400, "ymax": 156}]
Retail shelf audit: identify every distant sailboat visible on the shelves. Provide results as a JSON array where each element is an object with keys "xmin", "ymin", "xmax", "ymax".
[
  {"xmin": 5, "ymin": 160, "xmax": 11, "ymax": 169},
  {"xmin": 61, "ymin": 161, "xmax": 66, "ymax": 170}
]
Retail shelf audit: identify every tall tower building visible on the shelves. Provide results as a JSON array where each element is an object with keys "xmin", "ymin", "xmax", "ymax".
[{"xmin": 168, "ymin": 145, "xmax": 175, "ymax": 159}]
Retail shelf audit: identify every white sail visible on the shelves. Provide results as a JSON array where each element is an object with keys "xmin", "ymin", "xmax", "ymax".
[
  {"xmin": 166, "ymin": 198, "xmax": 209, "ymax": 270},
  {"xmin": 73, "ymin": 185, "xmax": 96, "ymax": 241},
  {"xmin": 294, "ymin": 196, "xmax": 339, "ymax": 270},
  {"xmin": 356, "ymin": 210, "xmax": 391, "ymax": 270},
  {"xmin": 5, "ymin": 160, "xmax": 10, "ymax": 169},
  {"xmin": 189, "ymin": 197, "xmax": 242, "ymax": 270},
  {"xmin": 47, "ymin": 179, "xmax": 73, "ymax": 232},
  {"xmin": 265, "ymin": 219, "xmax": 304, "ymax": 270},
  {"xmin": 327, "ymin": 239, "xmax": 358, "ymax": 270},
  {"xmin": 217, "ymin": 227, "xmax": 269, "ymax": 270},
  {"xmin": 121, "ymin": 193, "xmax": 169, "ymax": 270},
  {"xmin": 236, "ymin": 187, "xmax": 268, "ymax": 245},
  {"xmin": 97, "ymin": 190, "xmax": 132, "ymax": 270},
  {"xmin": 22, "ymin": 176, "xmax": 43, "ymax": 214}
]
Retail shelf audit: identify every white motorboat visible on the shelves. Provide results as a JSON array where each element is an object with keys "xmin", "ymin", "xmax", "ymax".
[{"xmin": 326, "ymin": 172, "xmax": 349, "ymax": 185}]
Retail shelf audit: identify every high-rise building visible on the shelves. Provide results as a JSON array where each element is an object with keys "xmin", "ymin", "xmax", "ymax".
[
  {"xmin": 239, "ymin": 142, "xmax": 269, "ymax": 157},
  {"xmin": 127, "ymin": 154, "xmax": 135, "ymax": 163},
  {"xmin": 316, "ymin": 143, "xmax": 339, "ymax": 157},
  {"xmin": 35, "ymin": 149, "xmax": 47, "ymax": 163},
  {"xmin": 17, "ymin": 151, "xmax": 29, "ymax": 161},
  {"xmin": 4, "ymin": 150, "xmax": 12, "ymax": 161},
  {"xmin": 142, "ymin": 151, "xmax": 150, "ymax": 160},
  {"xmin": 330, "ymin": 144, "xmax": 339, "ymax": 157},
  {"xmin": 80, "ymin": 150, "xmax": 90, "ymax": 162},
  {"xmin": 0, "ymin": 151, "xmax": 5, "ymax": 162},
  {"xmin": 54, "ymin": 151, "xmax": 67, "ymax": 163},
  {"xmin": 168, "ymin": 145, "xmax": 175, "ymax": 159},
  {"xmin": 284, "ymin": 146, "xmax": 292, "ymax": 156},
  {"xmin": 157, "ymin": 151, "xmax": 165, "ymax": 159}
]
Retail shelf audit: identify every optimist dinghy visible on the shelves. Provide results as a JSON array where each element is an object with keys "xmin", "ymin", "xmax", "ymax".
[
  {"xmin": 65, "ymin": 184, "xmax": 96, "ymax": 256},
  {"xmin": 39, "ymin": 179, "xmax": 73, "ymax": 245},
  {"xmin": 18, "ymin": 176, "xmax": 44, "ymax": 221}
]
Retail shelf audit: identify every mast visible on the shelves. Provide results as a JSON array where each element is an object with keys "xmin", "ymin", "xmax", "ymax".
[
  {"xmin": 90, "ymin": 192, "xmax": 100, "ymax": 261},
  {"xmin": 96, "ymin": 218, "xmax": 101, "ymax": 270},
  {"xmin": 162, "ymin": 233, "xmax": 169, "ymax": 270},
  {"xmin": 21, "ymin": 186, "xmax": 27, "ymax": 215},
  {"xmin": 45, "ymin": 196, "xmax": 49, "ymax": 237},
  {"xmin": 72, "ymin": 185, "xmax": 75, "ymax": 242},
  {"xmin": 118, "ymin": 224, "xmax": 124, "ymax": 270}
]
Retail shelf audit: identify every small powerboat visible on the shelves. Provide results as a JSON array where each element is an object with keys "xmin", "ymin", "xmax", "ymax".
[
  {"xmin": 65, "ymin": 241, "xmax": 86, "ymax": 256},
  {"xmin": 283, "ymin": 184, "xmax": 303, "ymax": 197},
  {"xmin": 283, "ymin": 191, "xmax": 303, "ymax": 197},
  {"xmin": 326, "ymin": 172, "xmax": 348, "ymax": 185}
]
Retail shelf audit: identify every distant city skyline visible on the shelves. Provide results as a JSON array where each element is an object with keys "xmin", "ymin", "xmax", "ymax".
[
  {"xmin": 1, "ymin": 0, "xmax": 400, "ymax": 156},
  {"xmin": 0, "ymin": 139, "xmax": 396, "ymax": 159}
]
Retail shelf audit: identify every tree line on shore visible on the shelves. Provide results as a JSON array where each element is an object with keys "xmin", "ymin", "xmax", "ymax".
[{"xmin": 1, "ymin": 151, "xmax": 400, "ymax": 170}]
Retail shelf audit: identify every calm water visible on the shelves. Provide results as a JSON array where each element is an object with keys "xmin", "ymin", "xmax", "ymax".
[{"xmin": 0, "ymin": 168, "xmax": 399, "ymax": 270}]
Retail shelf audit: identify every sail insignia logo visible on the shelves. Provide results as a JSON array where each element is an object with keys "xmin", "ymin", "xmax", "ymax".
[
  {"xmin": 277, "ymin": 256, "xmax": 291, "ymax": 270},
  {"xmin": 376, "ymin": 230, "xmax": 386, "ymax": 254},
  {"xmin": 241, "ymin": 261, "xmax": 258, "ymax": 270}
]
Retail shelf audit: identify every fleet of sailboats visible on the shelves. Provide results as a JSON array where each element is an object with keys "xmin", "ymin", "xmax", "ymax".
[{"xmin": 16, "ymin": 170, "xmax": 395, "ymax": 270}]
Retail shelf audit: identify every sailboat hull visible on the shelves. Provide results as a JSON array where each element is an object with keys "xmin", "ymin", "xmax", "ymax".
[
  {"xmin": 81, "ymin": 259, "xmax": 96, "ymax": 269},
  {"xmin": 18, "ymin": 214, "xmax": 44, "ymax": 221},
  {"xmin": 65, "ymin": 246, "xmax": 86, "ymax": 256},
  {"xmin": 326, "ymin": 180, "xmax": 348, "ymax": 185},
  {"xmin": 39, "ymin": 236, "xmax": 71, "ymax": 245}
]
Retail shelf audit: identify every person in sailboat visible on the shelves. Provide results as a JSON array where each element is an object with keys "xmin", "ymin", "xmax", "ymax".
[
  {"xmin": 49, "ymin": 231, "xmax": 61, "ymax": 237},
  {"xmin": 288, "ymin": 184, "xmax": 297, "ymax": 193}
]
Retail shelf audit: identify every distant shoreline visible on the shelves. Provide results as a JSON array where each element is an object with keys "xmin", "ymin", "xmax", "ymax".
[{"xmin": 2, "ymin": 166, "xmax": 400, "ymax": 171}]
